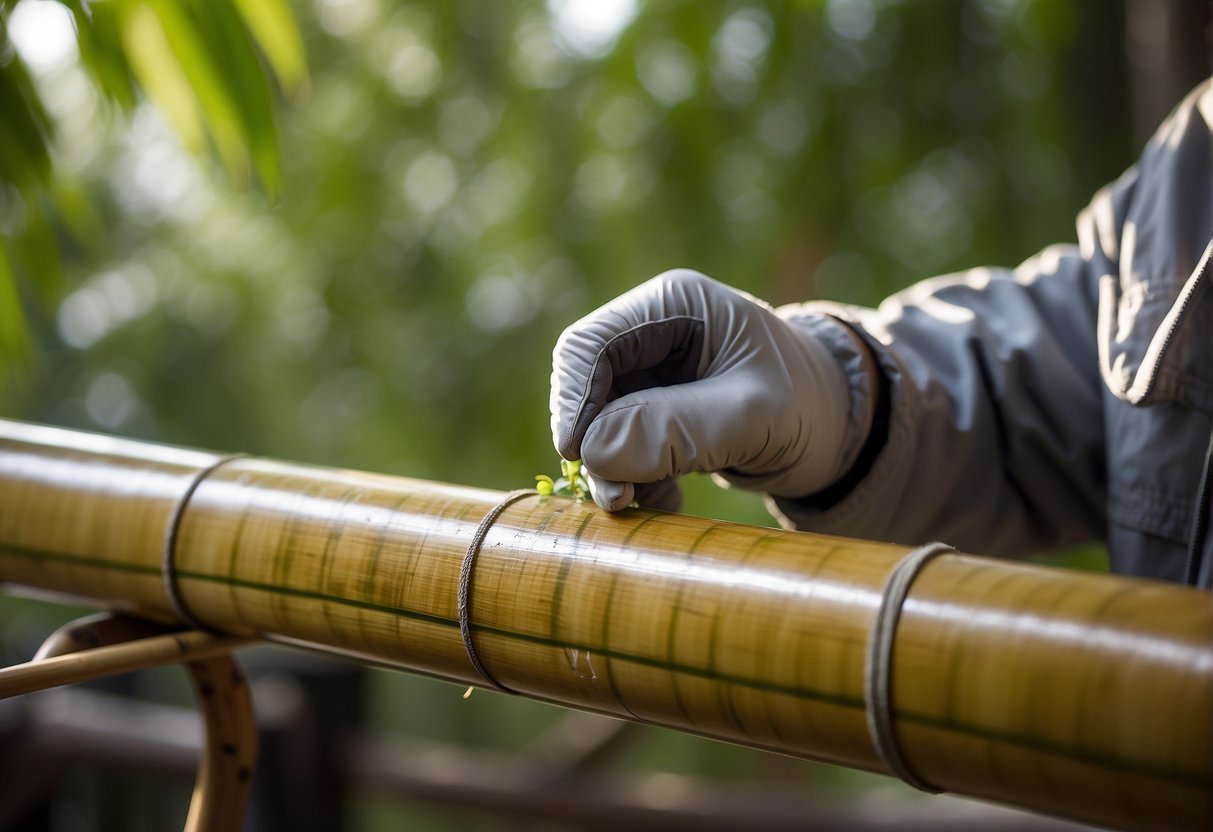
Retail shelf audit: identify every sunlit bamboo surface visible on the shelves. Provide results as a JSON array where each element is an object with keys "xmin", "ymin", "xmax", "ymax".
[{"xmin": 0, "ymin": 419, "xmax": 1208, "ymax": 831}]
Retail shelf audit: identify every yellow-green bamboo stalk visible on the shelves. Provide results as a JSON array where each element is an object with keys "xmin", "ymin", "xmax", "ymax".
[{"xmin": 0, "ymin": 419, "xmax": 1208, "ymax": 830}]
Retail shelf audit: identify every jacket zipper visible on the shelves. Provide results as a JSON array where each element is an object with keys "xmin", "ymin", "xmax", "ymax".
[{"xmin": 1126, "ymin": 239, "xmax": 1211, "ymax": 404}]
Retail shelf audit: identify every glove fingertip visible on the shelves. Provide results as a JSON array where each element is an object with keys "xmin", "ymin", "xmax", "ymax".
[{"xmin": 586, "ymin": 473, "xmax": 634, "ymax": 512}]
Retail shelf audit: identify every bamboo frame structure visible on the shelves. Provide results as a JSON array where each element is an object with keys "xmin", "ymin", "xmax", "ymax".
[
  {"xmin": 4, "ymin": 612, "xmax": 256, "ymax": 832},
  {"xmin": 0, "ymin": 419, "xmax": 1209, "ymax": 830}
]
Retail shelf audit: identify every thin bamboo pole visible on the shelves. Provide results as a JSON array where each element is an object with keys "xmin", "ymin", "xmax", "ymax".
[
  {"xmin": 0, "ymin": 419, "xmax": 1209, "ymax": 830},
  {"xmin": 0, "ymin": 628, "xmax": 247, "ymax": 699}
]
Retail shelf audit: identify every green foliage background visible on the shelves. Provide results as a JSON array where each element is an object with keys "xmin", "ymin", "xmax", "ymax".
[
  {"xmin": 2, "ymin": 0, "xmax": 1133, "ymax": 520},
  {"xmin": 0, "ymin": 0, "xmax": 1145, "ymax": 827}
]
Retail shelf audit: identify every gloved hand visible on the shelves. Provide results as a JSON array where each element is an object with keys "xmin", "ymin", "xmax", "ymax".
[{"xmin": 549, "ymin": 269, "xmax": 875, "ymax": 512}]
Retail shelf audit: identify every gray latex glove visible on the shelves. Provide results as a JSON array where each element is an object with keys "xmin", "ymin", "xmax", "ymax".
[{"xmin": 549, "ymin": 269, "xmax": 873, "ymax": 512}]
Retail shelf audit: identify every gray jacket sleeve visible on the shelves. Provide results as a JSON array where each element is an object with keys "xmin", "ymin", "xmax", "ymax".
[
  {"xmin": 768, "ymin": 81, "xmax": 1213, "ymax": 558},
  {"xmin": 770, "ymin": 250, "xmax": 1108, "ymax": 557}
]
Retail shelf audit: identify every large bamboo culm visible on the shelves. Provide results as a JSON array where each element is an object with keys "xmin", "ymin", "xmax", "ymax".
[{"xmin": 0, "ymin": 419, "xmax": 1208, "ymax": 831}]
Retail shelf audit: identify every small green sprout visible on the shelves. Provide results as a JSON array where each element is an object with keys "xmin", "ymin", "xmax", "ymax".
[{"xmin": 535, "ymin": 458, "xmax": 589, "ymax": 501}]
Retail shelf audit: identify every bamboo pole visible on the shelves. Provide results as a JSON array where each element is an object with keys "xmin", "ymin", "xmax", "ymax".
[
  {"xmin": 0, "ymin": 419, "xmax": 1208, "ymax": 830},
  {"xmin": 0, "ymin": 627, "xmax": 247, "ymax": 699}
]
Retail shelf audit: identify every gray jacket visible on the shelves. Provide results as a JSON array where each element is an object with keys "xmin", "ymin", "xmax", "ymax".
[{"xmin": 772, "ymin": 80, "xmax": 1213, "ymax": 586}]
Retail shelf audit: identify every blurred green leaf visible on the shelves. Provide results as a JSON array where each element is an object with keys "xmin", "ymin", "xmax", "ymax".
[
  {"xmin": 143, "ymin": 0, "xmax": 250, "ymax": 180},
  {"xmin": 0, "ymin": 0, "xmax": 305, "ymax": 381},
  {"xmin": 49, "ymin": 179, "xmax": 104, "ymax": 253},
  {"xmin": 66, "ymin": 0, "xmax": 139, "ymax": 111},
  {"xmin": 0, "ymin": 242, "xmax": 30, "ymax": 370},
  {"xmin": 231, "ymin": 0, "xmax": 307, "ymax": 93},
  {"xmin": 0, "ymin": 27, "xmax": 52, "ymax": 197},
  {"xmin": 142, "ymin": 0, "xmax": 283, "ymax": 193},
  {"xmin": 120, "ymin": 1, "xmax": 206, "ymax": 153},
  {"xmin": 13, "ymin": 198, "xmax": 62, "ymax": 301},
  {"xmin": 181, "ymin": 0, "xmax": 283, "ymax": 194}
]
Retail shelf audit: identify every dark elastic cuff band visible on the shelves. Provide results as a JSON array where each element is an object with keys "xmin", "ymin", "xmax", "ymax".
[{"xmin": 799, "ymin": 320, "xmax": 891, "ymax": 510}]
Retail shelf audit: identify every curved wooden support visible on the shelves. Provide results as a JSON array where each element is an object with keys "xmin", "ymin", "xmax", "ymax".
[
  {"xmin": 1, "ymin": 613, "xmax": 257, "ymax": 832},
  {"xmin": 34, "ymin": 611, "xmax": 171, "ymax": 660},
  {"xmin": 183, "ymin": 652, "xmax": 257, "ymax": 832}
]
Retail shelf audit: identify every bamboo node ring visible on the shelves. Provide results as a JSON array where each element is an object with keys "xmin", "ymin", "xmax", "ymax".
[
  {"xmin": 865, "ymin": 540, "xmax": 954, "ymax": 794},
  {"xmin": 458, "ymin": 488, "xmax": 538, "ymax": 694},
  {"xmin": 162, "ymin": 454, "xmax": 246, "ymax": 629}
]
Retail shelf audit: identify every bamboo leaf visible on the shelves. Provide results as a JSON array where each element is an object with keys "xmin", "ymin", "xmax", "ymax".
[
  {"xmin": 0, "ymin": 113, "xmax": 41, "ymax": 200},
  {"xmin": 230, "ymin": 0, "xmax": 307, "ymax": 93},
  {"xmin": 144, "ymin": 0, "xmax": 250, "ymax": 182},
  {"xmin": 178, "ymin": 0, "xmax": 283, "ymax": 194},
  {"xmin": 118, "ymin": 1, "xmax": 205, "ymax": 157},
  {"xmin": 7, "ymin": 0, "xmax": 292, "ymax": 199},
  {"xmin": 0, "ymin": 33, "xmax": 53, "ymax": 196},
  {"xmin": 64, "ymin": 0, "xmax": 139, "ymax": 111}
]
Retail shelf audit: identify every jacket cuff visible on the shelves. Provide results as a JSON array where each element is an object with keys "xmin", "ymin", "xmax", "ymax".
[
  {"xmin": 765, "ymin": 306, "xmax": 915, "ymax": 537},
  {"xmin": 774, "ymin": 308, "xmax": 878, "ymax": 492}
]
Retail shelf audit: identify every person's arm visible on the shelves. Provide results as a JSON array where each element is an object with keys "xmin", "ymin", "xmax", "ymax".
[
  {"xmin": 549, "ymin": 249, "xmax": 1108, "ymax": 559},
  {"xmin": 551, "ymin": 81, "xmax": 1211, "ymax": 560},
  {"xmin": 769, "ymin": 250, "xmax": 1108, "ymax": 557},
  {"xmin": 772, "ymin": 79, "xmax": 1213, "ymax": 558}
]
